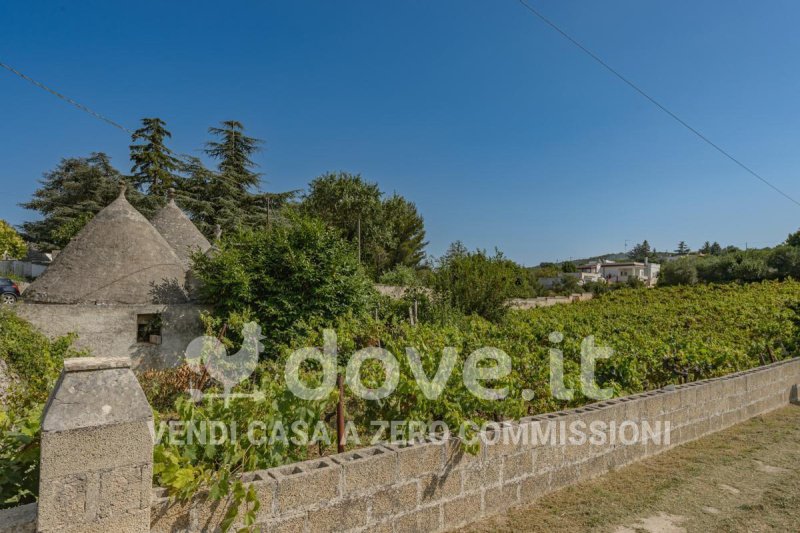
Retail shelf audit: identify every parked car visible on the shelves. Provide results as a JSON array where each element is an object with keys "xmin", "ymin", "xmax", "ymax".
[{"xmin": 0, "ymin": 278, "xmax": 21, "ymax": 304}]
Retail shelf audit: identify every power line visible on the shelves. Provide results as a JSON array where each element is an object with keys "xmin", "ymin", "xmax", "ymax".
[
  {"xmin": 515, "ymin": 0, "xmax": 800, "ymax": 209},
  {"xmin": 0, "ymin": 60, "xmax": 132, "ymax": 134}
]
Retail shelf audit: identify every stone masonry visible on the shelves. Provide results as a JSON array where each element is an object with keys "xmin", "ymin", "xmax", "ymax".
[
  {"xmin": 149, "ymin": 357, "xmax": 800, "ymax": 533},
  {"xmin": 0, "ymin": 357, "xmax": 797, "ymax": 532},
  {"xmin": 36, "ymin": 356, "xmax": 154, "ymax": 532}
]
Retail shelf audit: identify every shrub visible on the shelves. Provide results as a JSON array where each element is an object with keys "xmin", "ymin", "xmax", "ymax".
[
  {"xmin": 660, "ymin": 258, "xmax": 698, "ymax": 286},
  {"xmin": 0, "ymin": 309, "xmax": 83, "ymax": 508},
  {"xmin": 192, "ymin": 213, "xmax": 375, "ymax": 355}
]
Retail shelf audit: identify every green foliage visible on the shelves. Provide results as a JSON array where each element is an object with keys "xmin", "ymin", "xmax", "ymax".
[
  {"xmin": 19, "ymin": 153, "xmax": 149, "ymax": 250},
  {"xmin": 675, "ymin": 241, "xmax": 690, "ymax": 255},
  {"xmin": 180, "ymin": 122, "xmax": 297, "ymax": 237},
  {"xmin": 785, "ymin": 229, "xmax": 800, "ymax": 248},
  {"xmin": 628, "ymin": 240, "xmax": 653, "ymax": 261},
  {"xmin": 379, "ymin": 265, "xmax": 423, "ymax": 287},
  {"xmin": 192, "ymin": 213, "xmax": 375, "ymax": 354},
  {"xmin": 382, "ymin": 194, "xmax": 428, "ymax": 269},
  {"xmin": 0, "ymin": 310, "xmax": 83, "ymax": 508},
  {"xmin": 0, "ymin": 221, "xmax": 26, "ymax": 260},
  {"xmin": 130, "ymin": 117, "xmax": 182, "ymax": 198},
  {"xmin": 432, "ymin": 243, "xmax": 538, "ymax": 321},
  {"xmin": 561, "ymin": 262, "xmax": 577, "ymax": 273},
  {"xmin": 660, "ymin": 258, "xmax": 698, "ymax": 286},
  {"xmin": 205, "ymin": 120, "xmax": 262, "ymax": 193},
  {"xmin": 768, "ymin": 245, "xmax": 800, "ymax": 279},
  {"xmin": 302, "ymin": 172, "xmax": 427, "ymax": 275}
]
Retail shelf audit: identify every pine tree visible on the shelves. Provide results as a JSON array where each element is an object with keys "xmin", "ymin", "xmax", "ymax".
[
  {"xmin": 129, "ymin": 118, "xmax": 181, "ymax": 198},
  {"xmin": 382, "ymin": 194, "xmax": 427, "ymax": 269},
  {"xmin": 205, "ymin": 120, "xmax": 262, "ymax": 193},
  {"xmin": 675, "ymin": 241, "xmax": 690, "ymax": 255},
  {"xmin": 20, "ymin": 153, "xmax": 148, "ymax": 250},
  {"xmin": 700, "ymin": 241, "xmax": 712, "ymax": 254},
  {"xmin": 628, "ymin": 240, "xmax": 652, "ymax": 261}
]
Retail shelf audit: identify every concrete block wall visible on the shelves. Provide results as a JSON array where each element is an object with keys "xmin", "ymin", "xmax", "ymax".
[
  {"xmin": 37, "ymin": 356, "xmax": 154, "ymax": 532},
  {"xmin": 149, "ymin": 357, "xmax": 800, "ymax": 533}
]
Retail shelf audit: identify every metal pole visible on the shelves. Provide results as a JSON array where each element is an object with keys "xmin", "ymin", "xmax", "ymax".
[{"xmin": 336, "ymin": 373, "xmax": 345, "ymax": 453}]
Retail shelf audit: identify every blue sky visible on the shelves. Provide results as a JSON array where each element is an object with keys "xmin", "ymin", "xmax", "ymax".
[{"xmin": 2, "ymin": 0, "xmax": 799, "ymax": 265}]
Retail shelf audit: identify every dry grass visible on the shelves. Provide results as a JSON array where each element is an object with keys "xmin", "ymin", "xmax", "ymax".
[{"xmin": 463, "ymin": 405, "xmax": 800, "ymax": 532}]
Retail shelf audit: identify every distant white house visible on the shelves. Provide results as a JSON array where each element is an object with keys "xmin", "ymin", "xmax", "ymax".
[
  {"xmin": 598, "ymin": 260, "xmax": 660, "ymax": 287},
  {"xmin": 538, "ymin": 271, "xmax": 604, "ymax": 289}
]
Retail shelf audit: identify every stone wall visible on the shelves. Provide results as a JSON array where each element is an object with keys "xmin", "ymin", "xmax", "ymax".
[
  {"xmin": 14, "ymin": 302, "xmax": 206, "ymax": 369},
  {"xmin": 506, "ymin": 293, "xmax": 593, "ymax": 310},
  {"xmin": 149, "ymin": 357, "xmax": 800, "ymax": 533}
]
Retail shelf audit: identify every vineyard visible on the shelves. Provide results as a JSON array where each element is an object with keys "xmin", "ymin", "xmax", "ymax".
[
  {"xmin": 3, "ymin": 280, "xmax": 800, "ymax": 515},
  {"xmin": 150, "ymin": 280, "xmax": 800, "ymax": 505}
]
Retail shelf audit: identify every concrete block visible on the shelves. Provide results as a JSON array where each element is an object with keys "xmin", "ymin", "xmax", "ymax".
[
  {"xmin": 269, "ymin": 458, "xmax": 341, "ymax": 513},
  {"xmin": 331, "ymin": 444, "xmax": 396, "ymax": 495},
  {"xmin": 549, "ymin": 464, "xmax": 579, "ymax": 491},
  {"xmin": 419, "ymin": 471, "xmax": 461, "ymax": 504},
  {"xmin": 533, "ymin": 442, "xmax": 563, "ymax": 473},
  {"xmin": 443, "ymin": 492, "xmax": 482, "ymax": 528},
  {"xmin": 370, "ymin": 481, "xmax": 419, "ymax": 521},
  {"xmin": 461, "ymin": 460, "xmax": 501, "ymax": 492},
  {"xmin": 502, "ymin": 451, "xmax": 533, "ymax": 481},
  {"xmin": 306, "ymin": 497, "xmax": 367, "ymax": 532},
  {"xmin": 259, "ymin": 513, "xmax": 306, "ymax": 533},
  {"xmin": 481, "ymin": 422, "xmax": 523, "ymax": 459},
  {"xmin": 388, "ymin": 438, "xmax": 444, "ymax": 480},
  {"xmin": 394, "ymin": 504, "xmax": 442, "ymax": 533},
  {"xmin": 483, "ymin": 482, "xmax": 519, "ymax": 515},
  {"xmin": 519, "ymin": 472, "xmax": 550, "ymax": 505},
  {"xmin": 38, "ymin": 357, "xmax": 154, "ymax": 532},
  {"xmin": 443, "ymin": 438, "xmax": 482, "ymax": 471}
]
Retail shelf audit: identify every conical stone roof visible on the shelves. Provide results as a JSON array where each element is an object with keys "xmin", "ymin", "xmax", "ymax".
[
  {"xmin": 150, "ymin": 190, "xmax": 211, "ymax": 268},
  {"xmin": 24, "ymin": 185, "xmax": 189, "ymax": 304}
]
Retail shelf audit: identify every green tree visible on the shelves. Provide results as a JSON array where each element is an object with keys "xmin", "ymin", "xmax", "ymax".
[
  {"xmin": 659, "ymin": 258, "xmax": 698, "ymax": 286},
  {"xmin": 19, "ymin": 154, "xmax": 147, "ymax": 250},
  {"xmin": 0, "ymin": 221, "xmax": 26, "ymax": 259},
  {"xmin": 675, "ymin": 241, "xmax": 690, "ymax": 255},
  {"xmin": 699, "ymin": 241, "xmax": 712, "ymax": 254},
  {"xmin": 302, "ymin": 172, "xmax": 388, "ymax": 270},
  {"xmin": 129, "ymin": 118, "xmax": 181, "ymax": 198},
  {"xmin": 628, "ymin": 240, "xmax": 652, "ymax": 261},
  {"xmin": 192, "ymin": 213, "xmax": 374, "ymax": 353},
  {"xmin": 709, "ymin": 241, "xmax": 723, "ymax": 255},
  {"xmin": 302, "ymin": 173, "xmax": 428, "ymax": 275},
  {"xmin": 768, "ymin": 246, "xmax": 800, "ymax": 279},
  {"xmin": 561, "ymin": 261, "xmax": 577, "ymax": 273},
  {"xmin": 786, "ymin": 229, "xmax": 800, "ymax": 247},
  {"xmin": 433, "ymin": 244, "xmax": 537, "ymax": 321},
  {"xmin": 205, "ymin": 120, "xmax": 262, "ymax": 193},
  {"xmin": 381, "ymin": 194, "xmax": 427, "ymax": 269},
  {"xmin": 189, "ymin": 121, "xmax": 297, "ymax": 235}
]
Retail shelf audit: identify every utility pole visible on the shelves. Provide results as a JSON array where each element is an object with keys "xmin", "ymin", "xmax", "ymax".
[{"xmin": 357, "ymin": 214, "xmax": 362, "ymax": 263}]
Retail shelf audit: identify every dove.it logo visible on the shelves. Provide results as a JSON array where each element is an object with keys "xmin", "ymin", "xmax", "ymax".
[{"xmin": 184, "ymin": 322, "xmax": 265, "ymax": 405}]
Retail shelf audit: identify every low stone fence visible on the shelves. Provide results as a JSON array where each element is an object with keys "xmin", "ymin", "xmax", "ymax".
[
  {"xmin": 2, "ymin": 357, "xmax": 798, "ymax": 532},
  {"xmin": 506, "ymin": 293, "xmax": 593, "ymax": 310}
]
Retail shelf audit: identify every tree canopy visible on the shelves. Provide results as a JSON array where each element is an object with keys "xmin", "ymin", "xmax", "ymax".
[
  {"xmin": 0, "ymin": 220, "xmax": 26, "ymax": 259},
  {"xmin": 129, "ymin": 117, "xmax": 181, "ymax": 198},
  {"xmin": 19, "ymin": 153, "xmax": 148, "ymax": 250},
  {"xmin": 302, "ymin": 172, "xmax": 427, "ymax": 275},
  {"xmin": 192, "ymin": 213, "xmax": 374, "ymax": 353}
]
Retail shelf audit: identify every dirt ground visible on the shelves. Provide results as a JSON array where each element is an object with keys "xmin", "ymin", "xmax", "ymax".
[{"xmin": 462, "ymin": 405, "xmax": 800, "ymax": 533}]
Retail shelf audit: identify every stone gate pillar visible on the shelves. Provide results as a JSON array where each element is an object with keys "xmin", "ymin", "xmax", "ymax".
[{"xmin": 37, "ymin": 357, "xmax": 154, "ymax": 532}]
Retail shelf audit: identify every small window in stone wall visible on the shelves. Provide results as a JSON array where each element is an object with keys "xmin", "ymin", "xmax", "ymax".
[{"xmin": 137, "ymin": 314, "xmax": 162, "ymax": 344}]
